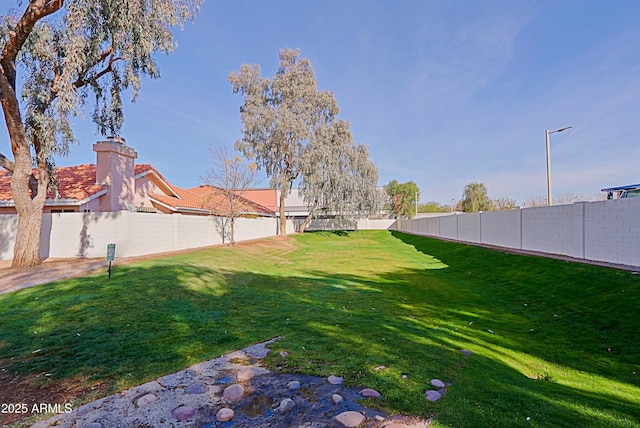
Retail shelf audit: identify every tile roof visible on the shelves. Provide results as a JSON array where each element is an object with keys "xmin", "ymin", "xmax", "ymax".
[
  {"xmin": 0, "ymin": 164, "xmax": 106, "ymax": 202},
  {"xmin": 0, "ymin": 163, "xmax": 274, "ymax": 216},
  {"xmin": 151, "ymin": 184, "xmax": 274, "ymax": 216}
]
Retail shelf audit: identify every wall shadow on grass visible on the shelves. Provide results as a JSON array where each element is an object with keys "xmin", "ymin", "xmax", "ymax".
[{"xmin": 0, "ymin": 236, "xmax": 639, "ymax": 426}]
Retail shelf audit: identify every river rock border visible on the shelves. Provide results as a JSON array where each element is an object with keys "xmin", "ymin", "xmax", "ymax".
[{"xmin": 31, "ymin": 337, "xmax": 432, "ymax": 427}]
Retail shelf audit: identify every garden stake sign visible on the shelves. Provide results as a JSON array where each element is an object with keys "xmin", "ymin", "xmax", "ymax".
[{"xmin": 106, "ymin": 244, "xmax": 116, "ymax": 278}]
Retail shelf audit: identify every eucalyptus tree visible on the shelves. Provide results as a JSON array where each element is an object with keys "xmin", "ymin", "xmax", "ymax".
[
  {"xmin": 461, "ymin": 182, "xmax": 493, "ymax": 212},
  {"xmin": 0, "ymin": 0, "xmax": 201, "ymax": 267},
  {"xmin": 386, "ymin": 180, "xmax": 419, "ymax": 219},
  {"xmin": 229, "ymin": 48, "xmax": 339, "ymax": 235},
  {"xmin": 298, "ymin": 119, "xmax": 379, "ymax": 232}
]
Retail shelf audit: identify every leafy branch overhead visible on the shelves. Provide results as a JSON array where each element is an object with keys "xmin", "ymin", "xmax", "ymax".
[{"xmin": 0, "ymin": 0, "xmax": 202, "ymax": 267}]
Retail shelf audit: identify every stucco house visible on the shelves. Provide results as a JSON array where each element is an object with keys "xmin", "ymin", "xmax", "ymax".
[{"xmin": 0, "ymin": 136, "xmax": 274, "ymax": 217}]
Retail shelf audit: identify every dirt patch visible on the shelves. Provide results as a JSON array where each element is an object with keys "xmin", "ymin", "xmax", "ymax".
[
  {"xmin": 0, "ymin": 258, "xmax": 107, "ymax": 295},
  {"xmin": 236, "ymin": 235, "xmax": 297, "ymax": 251},
  {"xmin": 0, "ymin": 373, "xmax": 109, "ymax": 427}
]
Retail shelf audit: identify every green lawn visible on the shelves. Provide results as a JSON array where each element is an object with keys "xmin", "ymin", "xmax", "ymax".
[{"xmin": 1, "ymin": 231, "xmax": 639, "ymax": 427}]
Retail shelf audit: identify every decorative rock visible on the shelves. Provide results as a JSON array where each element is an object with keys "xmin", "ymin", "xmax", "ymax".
[
  {"xmin": 172, "ymin": 405, "xmax": 197, "ymax": 421},
  {"xmin": 277, "ymin": 398, "xmax": 296, "ymax": 413},
  {"xmin": 460, "ymin": 349, "xmax": 473, "ymax": 357},
  {"xmin": 425, "ymin": 390, "xmax": 442, "ymax": 402},
  {"xmin": 328, "ymin": 375, "xmax": 344, "ymax": 385},
  {"xmin": 216, "ymin": 407, "xmax": 235, "ymax": 422},
  {"xmin": 136, "ymin": 393, "xmax": 157, "ymax": 407},
  {"xmin": 332, "ymin": 393, "xmax": 344, "ymax": 404},
  {"xmin": 238, "ymin": 368, "xmax": 256, "ymax": 381},
  {"xmin": 217, "ymin": 375, "xmax": 233, "ymax": 385},
  {"xmin": 360, "ymin": 388, "xmax": 381, "ymax": 398},
  {"xmin": 287, "ymin": 380, "xmax": 301, "ymax": 390},
  {"xmin": 374, "ymin": 365, "xmax": 386, "ymax": 371},
  {"xmin": 401, "ymin": 374, "xmax": 408, "ymax": 379},
  {"xmin": 223, "ymin": 384, "xmax": 245, "ymax": 403},
  {"xmin": 280, "ymin": 351, "xmax": 289, "ymax": 357},
  {"xmin": 185, "ymin": 383, "xmax": 207, "ymax": 394},
  {"xmin": 334, "ymin": 410, "xmax": 366, "ymax": 427},
  {"xmin": 430, "ymin": 379, "xmax": 445, "ymax": 388}
]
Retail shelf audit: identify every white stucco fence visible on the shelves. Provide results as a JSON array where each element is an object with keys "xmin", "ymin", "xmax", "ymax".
[
  {"xmin": 0, "ymin": 213, "xmax": 395, "ymax": 262},
  {"xmin": 0, "ymin": 212, "xmax": 296, "ymax": 261},
  {"xmin": 392, "ymin": 198, "xmax": 640, "ymax": 268},
  {"xmin": 1, "ymin": 200, "xmax": 637, "ymax": 268}
]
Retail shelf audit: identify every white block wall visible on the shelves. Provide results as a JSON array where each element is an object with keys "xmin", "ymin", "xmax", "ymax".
[
  {"xmin": 439, "ymin": 214, "xmax": 458, "ymax": 240},
  {"xmin": 0, "ymin": 212, "xmax": 288, "ymax": 261},
  {"xmin": 458, "ymin": 213, "xmax": 481, "ymax": 243},
  {"xmin": 521, "ymin": 203, "xmax": 584, "ymax": 258},
  {"xmin": 393, "ymin": 199, "xmax": 640, "ymax": 268},
  {"xmin": 306, "ymin": 218, "xmax": 395, "ymax": 231},
  {"xmin": 481, "ymin": 209, "xmax": 522, "ymax": 249},
  {"xmin": 427, "ymin": 217, "xmax": 439, "ymax": 236},
  {"xmin": 585, "ymin": 198, "xmax": 640, "ymax": 266},
  {"xmin": 0, "ymin": 215, "xmax": 17, "ymax": 260},
  {"xmin": 358, "ymin": 219, "xmax": 396, "ymax": 230}
]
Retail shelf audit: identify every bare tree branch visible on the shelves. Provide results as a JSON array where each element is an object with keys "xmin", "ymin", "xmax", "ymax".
[
  {"xmin": 0, "ymin": 151, "xmax": 14, "ymax": 172},
  {"xmin": 1, "ymin": 0, "xmax": 64, "ymax": 86}
]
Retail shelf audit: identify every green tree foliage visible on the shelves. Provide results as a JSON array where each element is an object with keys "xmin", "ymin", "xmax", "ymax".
[
  {"xmin": 386, "ymin": 180, "xmax": 419, "ymax": 219},
  {"xmin": 492, "ymin": 197, "xmax": 516, "ymax": 211},
  {"xmin": 461, "ymin": 182, "xmax": 493, "ymax": 212},
  {"xmin": 298, "ymin": 119, "xmax": 380, "ymax": 232},
  {"xmin": 230, "ymin": 48, "xmax": 370, "ymax": 235},
  {"xmin": 418, "ymin": 201, "xmax": 449, "ymax": 213},
  {"xmin": 0, "ymin": 0, "xmax": 202, "ymax": 267}
]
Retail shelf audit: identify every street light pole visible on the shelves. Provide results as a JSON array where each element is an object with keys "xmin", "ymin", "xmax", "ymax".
[{"xmin": 545, "ymin": 126, "xmax": 572, "ymax": 206}]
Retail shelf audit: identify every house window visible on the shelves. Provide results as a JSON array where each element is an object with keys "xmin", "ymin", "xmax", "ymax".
[{"xmin": 51, "ymin": 209, "xmax": 76, "ymax": 213}]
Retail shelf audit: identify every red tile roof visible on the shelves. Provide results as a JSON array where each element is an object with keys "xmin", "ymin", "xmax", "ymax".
[
  {"xmin": 151, "ymin": 184, "xmax": 274, "ymax": 216},
  {"xmin": 0, "ymin": 164, "xmax": 106, "ymax": 202},
  {"xmin": 241, "ymin": 189, "xmax": 278, "ymax": 211},
  {"xmin": 0, "ymin": 163, "xmax": 274, "ymax": 216}
]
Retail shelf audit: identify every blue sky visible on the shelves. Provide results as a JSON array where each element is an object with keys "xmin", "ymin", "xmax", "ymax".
[{"xmin": 4, "ymin": 0, "xmax": 640, "ymax": 205}]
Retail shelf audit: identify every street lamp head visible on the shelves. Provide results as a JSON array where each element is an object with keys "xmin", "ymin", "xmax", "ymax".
[
  {"xmin": 544, "ymin": 125, "xmax": 572, "ymax": 207},
  {"xmin": 549, "ymin": 125, "xmax": 573, "ymax": 134}
]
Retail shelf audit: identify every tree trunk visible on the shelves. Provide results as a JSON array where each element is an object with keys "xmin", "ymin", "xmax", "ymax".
[
  {"xmin": 10, "ymin": 142, "xmax": 47, "ymax": 268},
  {"xmin": 279, "ymin": 190, "xmax": 286, "ymax": 235},
  {"xmin": 12, "ymin": 200, "xmax": 45, "ymax": 267},
  {"xmin": 230, "ymin": 217, "xmax": 236, "ymax": 246},
  {"xmin": 299, "ymin": 203, "xmax": 317, "ymax": 233},
  {"xmin": 1, "ymin": 75, "xmax": 48, "ymax": 268}
]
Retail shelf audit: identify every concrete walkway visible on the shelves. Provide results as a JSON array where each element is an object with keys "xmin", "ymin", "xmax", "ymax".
[{"xmin": 0, "ymin": 258, "xmax": 108, "ymax": 295}]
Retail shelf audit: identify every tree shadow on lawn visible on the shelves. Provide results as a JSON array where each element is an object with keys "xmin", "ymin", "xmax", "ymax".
[
  {"xmin": 382, "ymin": 231, "xmax": 640, "ymax": 425},
  {"xmin": 291, "ymin": 268, "xmax": 640, "ymax": 426},
  {"xmin": 0, "ymin": 253, "xmax": 639, "ymax": 427},
  {"xmin": 387, "ymin": 231, "xmax": 640, "ymax": 369}
]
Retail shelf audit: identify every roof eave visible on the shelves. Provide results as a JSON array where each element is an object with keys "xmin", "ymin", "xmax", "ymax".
[{"xmin": 0, "ymin": 188, "xmax": 108, "ymax": 208}]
